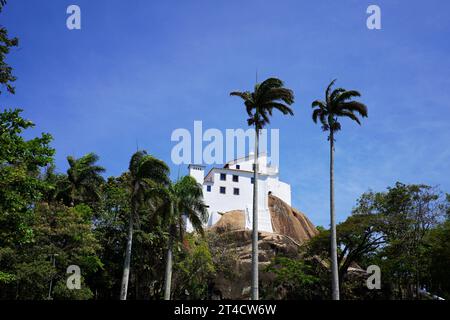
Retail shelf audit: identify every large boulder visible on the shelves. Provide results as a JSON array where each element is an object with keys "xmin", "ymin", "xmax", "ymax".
[
  {"xmin": 209, "ymin": 210, "xmax": 245, "ymax": 234},
  {"xmin": 207, "ymin": 195, "xmax": 318, "ymax": 299},
  {"xmin": 208, "ymin": 229, "xmax": 301, "ymax": 299},
  {"xmin": 269, "ymin": 195, "xmax": 319, "ymax": 243}
]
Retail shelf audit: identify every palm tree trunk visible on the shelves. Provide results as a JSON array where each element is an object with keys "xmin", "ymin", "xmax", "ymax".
[
  {"xmin": 251, "ymin": 127, "xmax": 259, "ymax": 300},
  {"xmin": 330, "ymin": 131, "xmax": 340, "ymax": 300},
  {"xmin": 120, "ymin": 211, "xmax": 134, "ymax": 300},
  {"xmin": 164, "ymin": 204, "xmax": 175, "ymax": 300},
  {"xmin": 164, "ymin": 229, "xmax": 174, "ymax": 300}
]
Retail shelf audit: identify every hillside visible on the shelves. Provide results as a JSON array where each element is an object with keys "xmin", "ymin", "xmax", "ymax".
[{"xmin": 207, "ymin": 195, "xmax": 318, "ymax": 299}]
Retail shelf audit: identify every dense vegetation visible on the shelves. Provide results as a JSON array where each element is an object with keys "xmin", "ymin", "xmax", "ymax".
[{"xmin": 1, "ymin": 1, "xmax": 449, "ymax": 300}]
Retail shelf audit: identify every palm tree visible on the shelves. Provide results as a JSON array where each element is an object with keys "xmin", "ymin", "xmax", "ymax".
[
  {"xmin": 63, "ymin": 153, "xmax": 105, "ymax": 206},
  {"xmin": 119, "ymin": 151, "xmax": 170, "ymax": 300},
  {"xmin": 311, "ymin": 79, "xmax": 368, "ymax": 300},
  {"xmin": 156, "ymin": 175, "xmax": 208, "ymax": 300},
  {"xmin": 230, "ymin": 77, "xmax": 294, "ymax": 300}
]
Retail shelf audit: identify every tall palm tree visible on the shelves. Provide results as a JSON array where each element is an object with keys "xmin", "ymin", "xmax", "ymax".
[
  {"xmin": 230, "ymin": 77, "xmax": 294, "ymax": 300},
  {"xmin": 311, "ymin": 79, "xmax": 368, "ymax": 300},
  {"xmin": 64, "ymin": 153, "xmax": 105, "ymax": 206},
  {"xmin": 119, "ymin": 151, "xmax": 170, "ymax": 300},
  {"xmin": 156, "ymin": 175, "xmax": 208, "ymax": 300}
]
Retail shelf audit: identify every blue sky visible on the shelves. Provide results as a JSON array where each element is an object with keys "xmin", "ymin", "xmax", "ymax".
[{"xmin": 2, "ymin": 0, "xmax": 450, "ymax": 227}]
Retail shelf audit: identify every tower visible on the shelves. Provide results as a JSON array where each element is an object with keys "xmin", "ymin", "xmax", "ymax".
[{"xmin": 188, "ymin": 164, "xmax": 205, "ymax": 184}]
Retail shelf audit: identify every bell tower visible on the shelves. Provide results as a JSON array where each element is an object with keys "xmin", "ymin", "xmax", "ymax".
[{"xmin": 188, "ymin": 164, "xmax": 205, "ymax": 184}]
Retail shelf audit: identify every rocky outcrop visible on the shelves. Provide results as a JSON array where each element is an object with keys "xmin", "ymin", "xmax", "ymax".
[
  {"xmin": 269, "ymin": 195, "xmax": 319, "ymax": 244},
  {"xmin": 209, "ymin": 210, "xmax": 245, "ymax": 234},
  {"xmin": 208, "ymin": 229, "xmax": 302, "ymax": 299},
  {"xmin": 207, "ymin": 195, "xmax": 318, "ymax": 299},
  {"xmin": 208, "ymin": 195, "xmax": 318, "ymax": 243}
]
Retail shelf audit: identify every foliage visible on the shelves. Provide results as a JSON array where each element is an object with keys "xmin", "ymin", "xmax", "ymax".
[
  {"xmin": 263, "ymin": 256, "xmax": 320, "ymax": 300},
  {"xmin": 172, "ymin": 234, "xmax": 215, "ymax": 299},
  {"xmin": 307, "ymin": 182, "xmax": 448, "ymax": 299},
  {"xmin": 156, "ymin": 175, "xmax": 208, "ymax": 237},
  {"xmin": 0, "ymin": 1, "xmax": 18, "ymax": 95},
  {"xmin": 0, "ymin": 203, "xmax": 102, "ymax": 299},
  {"xmin": 421, "ymin": 220, "xmax": 450, "ymax": 299},
  {"xmin": 119, "ymin": 150, "xmax": 171, "ymax": 299},
  {"xmin": 311, "ymin": 79, "xmax": 367, "ymax": 137},
  {"xmin": 230, "ymin": 77, "xmax": 294, "ymax": 130},
  {"xmin": 307, "ymin": 213, "xmax": 384, "ymax": 284}
]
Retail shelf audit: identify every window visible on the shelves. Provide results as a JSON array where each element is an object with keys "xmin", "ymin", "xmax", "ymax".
[
  {"xmin": 233, "ymin": 188, "xmax": 240, "ymax": 195},
  {"xmin": 220, "ymin": 173, "xmax": 226, "ymax": 181},
  {"xmin": 252, "ymin": 164, "xmax": 256, "ymax": 171},
  {"xmin": 207, "ymin": 185, "xmax": 211, "ymax": 192},
  {"xmin": 236, "ymin": 165, "xmax": 240, "ymax": 169},
  {"xmin": 232, "ymin": 175, "xmax": 239, "ymax": 182},
  {"xmin": 251, "ymin": 177, "xmax": 255, "ymax": 184},
  {"xmin": 220, "ymin": 186, "xmax": 226, "ymax": 194}
]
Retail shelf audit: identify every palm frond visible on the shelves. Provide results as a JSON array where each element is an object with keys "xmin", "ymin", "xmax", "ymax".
[
  {"xmin": 312, "ymin": 109, "xmax": 322, "ymax": 123},
  {"xmin": 338, "ymin": 101, "xmax": 368, "ymax": 118},
  {"xmin": 312, "ymin": 100, "xmax": 326, "ymax": 110},
  {"xmin": 136, "ymin": 155, "xmax": 170, "ymax": 185},
  {"xmin": 231, "ymin": 77, "xmax": 294, "ymax": 130},
  {"xmin": 245, "ymin": 100, "xmax": 255, "ymax": 116},
  {"xmin": 312, "ymin": 80, "xmax": 368, "ymax": 134},
  {"xmin": 186, "ymin": 208, "xmax": 206, "ymax": 236},
  {"xmin": 319, "ymin": 112, "xmax": 329, "ymax": 130},
  {"xmin": 230, "ymin": 91, "xmax": 252, "ymax": 101},
  {"xmin": 337, "ymin": 110, "xmax": 362, "ymax": 125},
  {"xmin": 129, "ymin": 150, "xmax": 147, "ymax": 175},
  {"xmin": 329, "ymin": 88, "xmax": 346, "ymax": 102},
  {"xmin": 263, "ymin": 87, "xmax": 295, "ymax": 105},
  {"xmin": 262, "ymin": 102, "xmax": 294, "ymax": 116},
  {"xmin": 325, "ymin": 79, "xmax": 337, "ymax": 101},
  {"xmin": 257, "ymin": 78, "xmax": 284, "ymax": 95},
  {"xmin": 334, "ymin": 90, "xmax": 361, "ymax": 103}
]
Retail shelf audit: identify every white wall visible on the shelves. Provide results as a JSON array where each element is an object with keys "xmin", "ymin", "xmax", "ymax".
[
  {"xmin": 267, "ymin": 177, "xmax": 291, "ymax": 206},
  {"xmin": 189, "ymin": 164, "xmax": 205, "ymax": 183},
  {"xmin": 202, "ymin": 169, "xmax": 274, "ymax": 232},
  {"xmin": 187, "ymin": 154, "xmax": 292, "ymax": 234}
]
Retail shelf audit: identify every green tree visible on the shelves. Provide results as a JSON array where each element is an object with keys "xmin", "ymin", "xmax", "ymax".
[
  {"xmin": 31, "ymin": 203, "xmax": 102, "ymax": 300},
  {"xmin": 1, "ymin": 200, "xmax": 102, "ymax": 299},
  {"xmin": 263, "ymin": 256, "xmax": 320, "ymax": 300},
  {"xmin": 0, "ymin": 109, "xmax": 54, "ymax": 247},
  {"xmin": 371, "ymin": 183, "xmax": 445, "ymax": 299},
  {"xmin": 156, "ymin": 175, "xmax": 208, "ymax": 300},
  {"xmin": 230, "ymin": 77, "xmax": 294, "ymax": 299},
  {"xmin": 92, "ymin": 174, "xmax": 130, "ymax": 299},
  {"xmin": 0, "ymin": 0, "xmax": 18, "ymax": 95},
  {"xmin": 172, "ymin": 233, "xmax": 215, "ymax": 299},
  {"xmin": 307, "ymin": 213, "xmax": 384, "ymax": 290},
  {"xmin": 422, "ymin": 219, "xmax": 450, "ymax": 299},
  {"xmin": 58, "ymin": 153, "xmax": 105, "ymax": 207},
  {"xmin": 342, "ymin": 183, "xmax": 447, "ymax": 299},
  {"xmin": 311, "ymin": 79, "xmax": 368, "ymax": 300},
  {"xmin": 92, "ymin": 173, "xmax": 167, "ymax": 300},
  {"xmin": 120, "ymin": 151, "xmax": 170, "ymax": 300}
]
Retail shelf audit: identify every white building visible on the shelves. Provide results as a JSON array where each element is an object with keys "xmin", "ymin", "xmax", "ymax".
[{"xmin": 188, "ymin": 153, "xmax": 291, "ymax": 233}]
